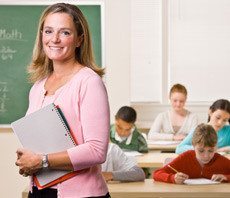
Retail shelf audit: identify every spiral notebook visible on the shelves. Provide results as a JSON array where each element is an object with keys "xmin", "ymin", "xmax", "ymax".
[{"xmin": 11, "ymin": 103, "xmax": 77, "ymax": 189}]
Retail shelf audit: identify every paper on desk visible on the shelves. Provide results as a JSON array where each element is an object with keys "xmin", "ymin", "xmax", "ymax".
[
  {"xmin": 147, "ymin": 140, "xmax": 180, "ymax": 145},
  {"xmin": 123, "ymin": 151, "xmax": 143, "ymax": 157},
  {"xmin": 184, "ymin": 178, "xmax": 220, "ymax": 185}
]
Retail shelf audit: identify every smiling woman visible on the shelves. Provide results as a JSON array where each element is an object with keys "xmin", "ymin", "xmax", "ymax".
[
  {"xmin": 14, "ymin": 3, "xmax": 110, "ymax": 198},
  {"xmin": 41, "ymin": 13, "xmax": 83, "ymax": 63},
  {"xmin": 0, "ymin": 4, "xmax": 102, "ymax": 125}
]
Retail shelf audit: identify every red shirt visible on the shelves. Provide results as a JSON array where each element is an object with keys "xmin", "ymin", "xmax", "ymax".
[{"xmin": 153, "ymin": 150, "xmax": 230, "ymax": 183}]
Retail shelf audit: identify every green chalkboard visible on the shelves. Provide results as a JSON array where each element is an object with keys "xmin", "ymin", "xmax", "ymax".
[{"xmin": 0, "ymin": 5, "xmax": 102, "ymax": 125}]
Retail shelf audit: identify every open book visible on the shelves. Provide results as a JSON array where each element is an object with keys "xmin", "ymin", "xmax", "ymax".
[{"xmin": 184, "ymin": 178, "xmax": 220, "ymax": 185}]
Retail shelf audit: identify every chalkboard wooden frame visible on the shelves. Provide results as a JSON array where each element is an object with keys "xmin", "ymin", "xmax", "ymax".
[{"xmin": 0, "ymin": 1, "xmax": 104, "ymax": 127}]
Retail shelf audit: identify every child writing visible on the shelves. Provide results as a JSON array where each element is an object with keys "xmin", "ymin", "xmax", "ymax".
[
  {"xmin": 101, "ymin": 143, "xmax": 145, "ymax": 182},
  {"xmin": 148, "ymin": 83, "xmax": 198, "ymax": 141},
  {"xmin": 110, "ymin": 106, "xmax": 148, "ymax": 153},
  {"xmin": 176, "ymin": 99, "xmax": 230, "ymax": 154},
  {"xmin": 153, "ymin": 123, "xmax": 230, "ymax": 184}
]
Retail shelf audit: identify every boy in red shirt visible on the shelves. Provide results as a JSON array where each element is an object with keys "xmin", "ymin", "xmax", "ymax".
[{"xmin": 153, "ymin": 123, "xmax": 230, "ymax": 184}]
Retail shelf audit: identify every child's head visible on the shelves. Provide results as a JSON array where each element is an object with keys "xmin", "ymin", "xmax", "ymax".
[
  {"xmin": 192, "ymin": 123, "xmax": 217, "ymax": 165},
  {"xmin": 169, "ymin": 84, "xmax": 187, "ymax": 112},
  {"xmin": 208, "ymin": 99, "xmax": 230, "ymax": 131},
  {"xmin": 115, "ymin": 106, "xmax": 137, "ymax": 137}
]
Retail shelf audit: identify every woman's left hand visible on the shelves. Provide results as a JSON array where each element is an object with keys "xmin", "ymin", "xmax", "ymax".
[{"xmin": 15, "ymin": 148, "xmax": 42, "ymax": 176}]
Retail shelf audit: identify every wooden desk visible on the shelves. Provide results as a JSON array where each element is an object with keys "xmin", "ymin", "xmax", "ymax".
[
  {"xmin": 137, "ymin": 152, "xmax": 230, "ymax": 168},
  {"xmin": 108, "ymin": 179, "xmax": 230, "ymax": 198},
  {"xmin": 137, "ymin": 152, "xmax": 178, "ymax": 168},
  {"xmin": 148, "ymin": 141, "xmax": 180, "ymax": 152},
  {"xmin": 23, "ymin": 178, "xmax": 230, "ymax": 198}
]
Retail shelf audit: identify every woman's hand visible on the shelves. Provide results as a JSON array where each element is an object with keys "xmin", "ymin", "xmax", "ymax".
[
  {"xmin": 174, "ymin": 172, "xmax": 189, "ymax": 184},
  {"xmin": 211, "ymin": 174, "xmax": 227, "ymax": 182},
  {"xmin": 15, "ymin": 148, "xmax": 42, "ymax": 176}
]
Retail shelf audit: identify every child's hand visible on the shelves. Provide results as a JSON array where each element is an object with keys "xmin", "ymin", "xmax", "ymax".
[
  {"xmin": 102, "ymin": 172, "xmax": 113, "ymax": 182},
  {"xmin": 173, "ymin": 134, "xmax": 186, "ymax": 141},
  {"xmin": 174, "ymin": 172, "xmax": 189, "ymax": 184},
  {"xmin": 211, "ymin": 174, "xmax": 227, "ymax": 182}
]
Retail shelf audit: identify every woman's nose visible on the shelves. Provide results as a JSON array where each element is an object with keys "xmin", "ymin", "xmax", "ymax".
[{"xmin": 51, "ymin": 32, "xmax": 60, "ymax": 42}]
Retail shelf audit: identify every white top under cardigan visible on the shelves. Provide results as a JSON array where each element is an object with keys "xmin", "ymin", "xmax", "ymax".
[{"xmin": 148, "ymin": 110, "xmax": 199, "ymax": 141}]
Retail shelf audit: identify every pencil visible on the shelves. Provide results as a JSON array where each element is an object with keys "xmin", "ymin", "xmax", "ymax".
[{"xmin": 167, "ymin": 164, "xmax": 179, "ymax": 173}]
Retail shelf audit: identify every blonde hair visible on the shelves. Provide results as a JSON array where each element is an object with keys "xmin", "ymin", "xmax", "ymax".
[
  {"xmin": 169, "ymin": 84, "xmax": 187, "ymax": 97},
  {"xmin": 28, "ymin": 3, "xmax": 104, "ymax": 83},
  {"xmin": 192, "ymin": 123, "xmax": 217, "ymax": 147}
]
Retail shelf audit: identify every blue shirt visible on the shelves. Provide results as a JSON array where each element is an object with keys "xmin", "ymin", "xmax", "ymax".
[{"xmin": 176, "ymin": 125, "xmax": 230, "ymax": 154}]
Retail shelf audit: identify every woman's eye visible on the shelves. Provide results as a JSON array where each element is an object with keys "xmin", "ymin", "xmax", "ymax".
[
  {"xmin": 61, "ymin": 31, "xmax": 70, "ymax": 36},
  {"xmin": 44, "ymin": 30, "xmax": 52, "ymax": 34}
]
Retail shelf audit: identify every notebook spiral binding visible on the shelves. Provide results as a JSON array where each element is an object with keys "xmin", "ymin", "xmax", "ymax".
[{"xmin": 53, "ymin": 105, "xmax": 77, "ymax": 146}]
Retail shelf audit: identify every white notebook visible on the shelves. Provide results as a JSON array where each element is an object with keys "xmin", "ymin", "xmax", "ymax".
[
  {"xmin": 11, "ymin": 103, "xmax": 77, "ymax": 188},
  {"xmin": 147, "ymin": 140, "xmax": 180, "ymax": 145},
  {"xmin": 184, "ymin": 178, "xmax": 220, "ymax": 185}
]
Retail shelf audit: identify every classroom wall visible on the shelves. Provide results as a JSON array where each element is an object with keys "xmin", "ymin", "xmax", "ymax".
[
  {"xmin": 1, "ymin": 0, "xmax": 229, "ymax": 197},
  {"xmin": 0, "ymin": 128, "xmax": 29, "ymax": 198}
]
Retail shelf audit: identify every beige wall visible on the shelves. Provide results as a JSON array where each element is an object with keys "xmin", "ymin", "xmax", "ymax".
[
  {"xmin": 105, "ymin": 0, "xmax": 131, "ymax": 119},
  {"xmin": 0, "ymin": 129, "xmax": 29, "ymax": 198}
]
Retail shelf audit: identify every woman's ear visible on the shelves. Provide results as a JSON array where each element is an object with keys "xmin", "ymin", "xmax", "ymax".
[{"xmin": 76, "ymin": 34, "xmax": 84, "ymax": 47}]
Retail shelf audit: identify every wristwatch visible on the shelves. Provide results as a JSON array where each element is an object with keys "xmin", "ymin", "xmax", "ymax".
[{"xmin": 42, "ymin": 154, "xmax": 49, "ymax": 168}]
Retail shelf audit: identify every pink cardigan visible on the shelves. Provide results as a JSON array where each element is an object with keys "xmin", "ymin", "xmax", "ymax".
[{"xmin": 27, "ymin": 67, "xmax": 110, "ymax": 197}]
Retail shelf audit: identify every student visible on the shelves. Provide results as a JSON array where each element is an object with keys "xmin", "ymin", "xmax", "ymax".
[
  {"xmin": 148, "ymin": 84, "xmax": 198, "ymax": 141},
  {"xmin": 154, "ymin": 123, "xmax": 230, "ymax": 184},
  {"xmin": 176, "ymin": 99, "xmax": 230, "ymax": 154},
  {"xmin": 14, "ymin": 3, "xmax": 110, "ymax": 198},
  {"xmin": 101, "ymin": 143, "xmax": 145, "ymax": 182},
  {"xmin": 110, "ymin": 106, "xmax": 148, "ymax": 153}
]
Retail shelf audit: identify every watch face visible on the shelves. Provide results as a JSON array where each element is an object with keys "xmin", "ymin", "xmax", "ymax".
[{"xmin": 42, "ymin": 155, "xmax": 49, "ymax": 168}]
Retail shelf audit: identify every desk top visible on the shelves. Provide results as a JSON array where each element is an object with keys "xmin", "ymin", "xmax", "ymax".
[
  {"xmin": 147, "ymin": 140, "xmax": 180, "ymax": 151},
  {"xmin": 136, "ymin": 152, "xmax": 230, "ymax": 168},
  {"xmin": 108, "ymin": 179, "xmax": 230, "ymax": 198},
  {"xmin": 137, "ymin": 152, "xmax": 178, "ymax": 168}
]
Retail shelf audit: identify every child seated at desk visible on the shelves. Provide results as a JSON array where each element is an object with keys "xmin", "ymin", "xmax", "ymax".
[
  {"xmin": 176, "ymin": 99, "xmax": 230, "ymax": 154},
  {"xmin": 101, "ymin": 143, "xmax": 145, "ymax": 182},
  {"xmin": 153, "ymin": 123, "xmax": 230, "ymax": 184},
  {"xmin": 148, "ymin": 84, "xmax": 198, "ymax": 141},
  {"xmin": 110, "ymin": 106, "xmax": 148, "ymax": 153}
]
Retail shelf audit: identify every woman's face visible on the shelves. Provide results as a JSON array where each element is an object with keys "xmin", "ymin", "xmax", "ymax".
[
  {"xmin": 209, "ymin": 109, "xmax": 230, "ymax": 131},
  {"xmin": 170, "ymin": 92, "xmax": 187, "ymax": 112},
  {"xmin": 42, "ymin": 12, "xmax": 82, "ymax": 62}
]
